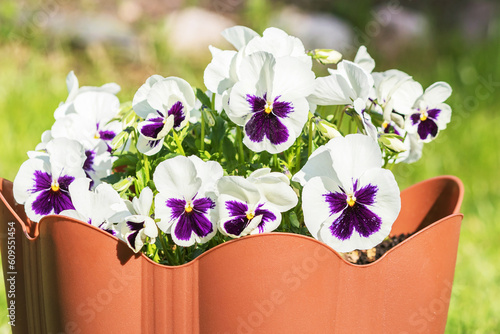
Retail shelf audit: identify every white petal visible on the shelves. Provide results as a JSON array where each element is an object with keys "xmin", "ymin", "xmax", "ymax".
[
  {"xmin": 423, "ymin": 81, "xmax": 452, "ymax": 106},
  {"xmin": 73, "ymin": 91, "xmax": 120, "ymax": 123},
  {"xmin": 153, "ymin": 155, "xmax": 201, "ymax": 200},
  {"xmin": 308, "ymin": 73, "xmax": 352, "ymax": 106},
  {"xmin": 249, "ymin": 202, "xmax": 282, "ymax": 235},
  {"xmin": 273, "ymin": 56, "xmax": 315, "ymax": 99},
  {"xmin": 154, "ymin": 193, "xmax": 177, "ymax": 233},
  {"xmin": 188, "ymin": 155, "xmax": 223, "ymax": 196},
  {"xmin": 204, "ymin": 47, "xmax": 237, "ymax": 94},
  {"xmin": 221, "ymin": 25, "xmax": 259, "ymax": 50},
  {"xmin": 65, "ymin": 71, "xmax": 80, "ymax": 102},
  {"xmin": 136, "ymin": 135, "xmax": 164, "ymax": 156},
  {"xmin": 217, "ymin": 176, "xmax": 261, "ymax": 206},
  {"xmin": 133, "ymin": 187, "xmax": 154, "ymax": 217},
  {"xmin": 292, "ymin": 144, "xmax": 338, "ymax": 186},
  {"xmin": 328, "ymin": 134, "xmax": 382, "ymax": 187},
  {"xmin": 133, "ymin": 74, "xmax": 165, "ymax": 118},
  {"xmin": 13, "ymin": 155, "xmax": 50, "ymax": 204},
  {"xmin": 147, "ymin": 77, "xmax": 196, "ymax": 112},
  {"xmin": 250, "ymin": 175, "xmax": 297, "ymax": 212},
  {"xmin": 353, "ymin": 46, "xmax": 375, "ymax": 73},
  {"xmin": 435, "ymin": 103, "xmax": 452, "ymax": 130},
  {"xmin": 302, "ymin": 176, "xmax": 342, "ymax": 240},
  {"xmin": 391, "ymin": 79, "xmax": 423, "ymax": 115},
  {"xmin": 46, "ymin": 138, "xmax": 86, "ymax": 179}
]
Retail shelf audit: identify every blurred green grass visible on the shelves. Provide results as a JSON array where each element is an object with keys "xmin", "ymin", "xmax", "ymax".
[{"xmin": 0, "ymin": 1, "xmax": 499, "ymax": 333}]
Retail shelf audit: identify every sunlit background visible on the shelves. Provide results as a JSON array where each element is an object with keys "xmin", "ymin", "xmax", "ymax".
[{"xmin": 0, "ymin": 0, "xmax": 499, "ymax": 332}]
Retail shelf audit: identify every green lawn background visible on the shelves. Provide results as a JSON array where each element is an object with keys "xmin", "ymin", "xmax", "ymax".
[{"xmin": 0, "ymin": 1, "xmax": 499, "ymax": 333}]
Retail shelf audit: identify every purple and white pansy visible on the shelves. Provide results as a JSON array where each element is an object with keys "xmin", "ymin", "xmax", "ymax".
[
  {"xmin": 133, "ymin": 76, "xmax": 196, "ymax": 155},
  {"xmin": 228, "ymin": 51, "xmax": 315, "ymax": 153},
  {"xmin": 217, "ymin": 169, "xmax": 297, "ymax": 238},
  {"xmin": 13, "ymin": 138, "xmax": 87, "ymax": 222},
  {"xmin": 119, "ymin": 187, "xmax": 158, "ymax": 253},
  {"xmin": 154, "ymin": 155, "xmax": 223, "ymax": 247},
  {"xmin": 293, "ymin": 134, "xmax": 401, "ymax": 252},
  {"xmin": 60, "ymin": 178, "xmax": 128, "ymax": 235},
  {"xmin": 204, "ymin": 26, "xmax": 312, "ymax": 114},
  {"xmin": 404, "ymin": 82, "xmax": 452, "ymax": 142}
]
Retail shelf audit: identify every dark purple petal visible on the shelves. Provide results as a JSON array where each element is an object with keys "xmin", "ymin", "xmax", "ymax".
[
  {"xmin": 167, "ymin": 101, "xmax": 186, "ymax": 128},
  {"xmin": 192, "ymin": 197, "xmax": 216, "ymax": 212},
  {"xmin": 99, "ymin": 130, "xmax": 116, "ymax": 141},
  {"xmin": 417, "ymin": 119, "xmax": 438, "ymax": 140},
  {"xmin": 383, "ymin": 123, "xmax": 402, "ymax": 136},
  {"xmin": 31, "ymin": 187, "xmax": 75, "ymax": 215},
  {"xmin": 127, "ymin": 230, "xmax": 140, "ymax": 248},
  {"xmin": 427, "ymin": 108, "xmax": 441, "ymax": 120},
  {"xmin": 246, "ymin": 95, "xmax": 266, "ymax": 113},
  {"xmin": 410, "ymin": 113, "xmax": 420, "ymax": 126},
  {"xmin": 224, "ymin": 216, "xmax": 251, "ymax": 236},
  {"xmin": 323, "ymin": 191, "xmax": 348, "ymax": 215},
  {"xmin": 254, "ymin": 204, "xmax": 276, "ymax": 233},
  {"xmin": 31, "ymin": 171, "xmax": 52, "ymax": 193},
  {"xmin": 224, "ymin": 201, "xmax": 250, "ymax": 236},
  {"xmin": 83, "ymin": 150, "xmax": 96, "ymax": 173},
  {"xmin": 325, "ymin": 181, "xmax": 382, "ymax": 240},
  {"xmin": 141, "ymin": 120, "xmax": 165, "ymax": 139},
  {"xmin": 329, "ymin": 203, "xmax": 382, "ymax": 240},
  {"xmin": 244, "ymin": 94, "xmax": 292, "ymax": 145},
  {"xmin": 166, "ymin": 198, "xmax": 187, "ymax": 220},
  {"xmin": 58, "ymin": 175, "xmax": 75, "ymax": 191},
  {"xmin": 354, "ymin": 184, "xmax": 378, "ymax": 206},
  {"xmin": 168, "ymin": 197, "xmax": 215, "ymax": 241},
  {"xmin": 126, "ymin": 220, "xmax": 144, "ymax": 232},
  {"xmin": 226, "ymin": 200, "xmax": 248, "ymax": 217},
  {"xmin": 245, "ymin": 111, "xmax": 290, "ymax": 145},
  {"xmin": 271, "ymin": 96, "xmax": 293, "ymax": 118}
]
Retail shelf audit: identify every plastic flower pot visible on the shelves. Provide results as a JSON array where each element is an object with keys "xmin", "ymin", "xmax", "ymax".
[{"xmin": 0, "ymin": 175, "xmax": 463, "ymax": 334}]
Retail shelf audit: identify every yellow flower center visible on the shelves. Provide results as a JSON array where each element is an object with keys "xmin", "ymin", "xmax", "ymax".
[
  {"xmin": 246, "ymin": 211, "xmax": 255, "ymax": 220},
  {"xmin": 94, "ymin": 133, "xmax": 100, "ymax": 139},
  {"xmin": 264, "ymin": 101, "xmax": 273, "ymax": 114},
  {"xmin": 346, "ymin": 194, "xmax": 356, "ymax": 207},
  {"xmin": 382, "ymin": 121, "xmax": 389, "ymax": 129},
  {"xmin": 185, "ymin": 202, "xmax": 193, "ymax": 213},
  {"xmin": 51, "ymin": 183, "xmax": 60, "ymax": 192},
  {"xmin": 420, "ymin": 111, "xmax": 428, "ymax": 121}
]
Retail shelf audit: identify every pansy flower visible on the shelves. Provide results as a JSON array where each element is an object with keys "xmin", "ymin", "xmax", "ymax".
[
  {"xmin": 132, "ymin": 76, "xmax": 195, "ymax": 155},
  {"xmin": 60, "ymin": 178, "xmax": 128, "ymax": 236},
  {"xmin": 54, "ymin": 71, "xmax": 120, "ymax": 119},
  {"xmin": 293, "ymin": 134, "xmax": 401, "ymax": 252},
  {"xmin": 309, "ymin": 60, "xmax": 374, "ymax": 114},
  {"xmin": 217, "ymin": 169, "xmax": 297, "ymax": 238},
  {"xmin": 154, "ymin": 155, "xmax": 223, "ymax": 247},
  {"xmin": 204, "ymin": 26, "xmax": 311, "ymax": 114},
  {"xmin": 371, "ymin": 69, "xmax": 423, "ymax": 122},
  {"xmin": 404, "ymin": 82, "xmax": 452, "ymax": 142},
  {"xmin": 119, "ymin": 187, "xmax": 158, "ymax": 253},
  {"xmin": 228, "ymin": 51, "xmax": 315, "ymax": 153},
  {"xmin": 13, "ymin": 138, "xmax": 87, "ymax": 222}
]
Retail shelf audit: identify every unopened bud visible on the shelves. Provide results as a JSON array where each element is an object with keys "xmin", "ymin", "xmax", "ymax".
[
  {"xmin": 317, "ymin": 120, "xmax": 342, "ymax": 139},
  {"xmin": 379, "ymin": 134, "xmax": 407, "ymax": 153},
  {"xmin": 311, "ymin": 49, "xmax": 343, "ymax": 65}
]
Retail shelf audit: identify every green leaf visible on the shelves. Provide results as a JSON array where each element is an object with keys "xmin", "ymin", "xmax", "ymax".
[
  {"xmin": 196, "ymin": 88, "xmax": 212, "ymax": 108},
  {"xmin": 202, "ymin": 107, "xmax": 216, "ymax": 127},
  {"xmin": 289, "ymin": 211, "xmax": 300, "ymax": 228}
]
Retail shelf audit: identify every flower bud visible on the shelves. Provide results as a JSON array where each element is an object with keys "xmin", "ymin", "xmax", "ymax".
[
  {"xmin": 379, "ymin": 134, "xmax": 407, "ymax": 153},
  {"xmin": 311, "ymin": 49, "xmax": 342, "ymax": 65},
  {"xmin": 317, "ymin": 120, "xmax": 342, "ymax": 139}
]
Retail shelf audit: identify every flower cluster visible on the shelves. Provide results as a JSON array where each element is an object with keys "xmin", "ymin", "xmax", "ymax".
[{"xmin": 13, "ymin": 26, "xmax": 452, "ymax": 265}]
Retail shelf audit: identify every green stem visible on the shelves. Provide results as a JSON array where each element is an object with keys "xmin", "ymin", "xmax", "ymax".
[
  {"xmin": 200, "ymin": 109, "xmax": 205, "ymax": 152},
  {"xmin": 337, "ymin": 106, "xmax": 348, "ymax": 129},
  {"xmin": 273, "ymin": 154, "xmax": 279, "ymax": 171},
  {"xmin": 143, "ymin": 154, "xmax": 150, "ymax": 184},
  {"xmin": 295, "ymin": 135, "xmax": 302, "ymax": 174},
  {"xmin": 236, "ymin": 127, "xmax": 245, "ymax": 164},
  {"xmin": 172, "ymin": 131, "xmax": 186, "ymax": 156},
  {"xmin": 308, "ymin": 117, "xmax": 314, "ymax": 157}
]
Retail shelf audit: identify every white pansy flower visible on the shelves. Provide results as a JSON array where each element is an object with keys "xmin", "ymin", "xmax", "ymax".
[
  {"xmin": 293, "ymin": 134, "xmax": 401, "ymax": 252},
  {"xmin": 13, "ymin": 138, "xmax": 87, "ymax": 222}
]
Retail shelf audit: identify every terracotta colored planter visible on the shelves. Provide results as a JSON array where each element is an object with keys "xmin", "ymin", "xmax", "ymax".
[{"xmin": 0, "ymin": 176, "xmax": 463, "ymax": 334}]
